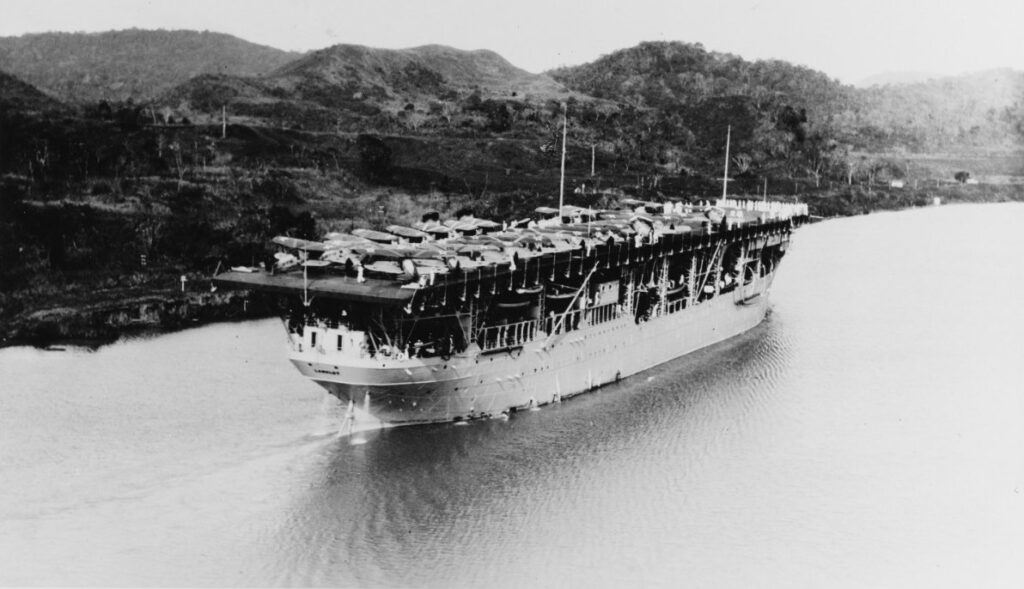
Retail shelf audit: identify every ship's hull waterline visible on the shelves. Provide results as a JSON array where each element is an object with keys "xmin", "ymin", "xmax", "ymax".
[{"xmin": 290, "ymin": 273, "xmax": 775, "ymax": 426}]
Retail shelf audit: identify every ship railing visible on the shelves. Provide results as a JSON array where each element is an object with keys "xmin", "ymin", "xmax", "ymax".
[
  {"xmin": 541, "ymin": 302, "xmax": 620, "ymax": 336},
  {"xmin": 543, "ymin": 310, "xmax": 577, "ymax": 335},
  {"xmin": 663, "ymin": 298, "xmax": 687, "ymax": 315},
  {"xmin": 586, "ymin": 302, "xmax": 620, "ymax": 326},
  {"xmin": 477, "ymin": 318, "xmax": 540, "ymax": 352}
]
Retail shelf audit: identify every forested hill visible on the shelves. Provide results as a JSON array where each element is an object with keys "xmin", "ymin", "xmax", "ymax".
[
  {"xmin": 548, "ymin": 41, "xmax": 848, "ymax": 114},
  {"xmin": 159, "ymin": 43, "xmax": 574, "ymax": 133},
  {"xmin": 855, "ymin": 69, "xmax": 1024, "ymax": 151},
  {"xmin": 271, "ymin": 44, "xmax": 568, "ymax": 101},
  {"xmin": 0, "ymin": 70, "xmax": 65, "ymax": 113},
  {"xmin": 548, "ymin": 41, "xmax": 855, "ymax": 179},
  {"xmin": 549, "ymin": 41, "xmax": 1023, "ymax": 154},
  {"xmin": 0, "ymin": 29, "xmax": 302, "ymax": 103}
]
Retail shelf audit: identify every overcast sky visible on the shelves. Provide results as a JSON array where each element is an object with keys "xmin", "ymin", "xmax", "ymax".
[{"xmin": 2, "ymin": 0, "xmax": 1022, "ymax": 84}]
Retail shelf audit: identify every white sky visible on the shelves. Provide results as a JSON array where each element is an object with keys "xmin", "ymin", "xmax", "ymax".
[{"xmin": 2, "ymin": 0, "xmax": 1022, "ymax": 84}]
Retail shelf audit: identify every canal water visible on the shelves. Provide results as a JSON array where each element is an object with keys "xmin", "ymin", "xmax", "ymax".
[{"xmin": 1, "ymin": 203, "xmax": 1022, "ymax": 587}]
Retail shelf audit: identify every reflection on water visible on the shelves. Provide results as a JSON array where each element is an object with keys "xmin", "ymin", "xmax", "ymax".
[{"xmin": 2, "ymin": 204, "xmax": 1023, "ymax": 587}]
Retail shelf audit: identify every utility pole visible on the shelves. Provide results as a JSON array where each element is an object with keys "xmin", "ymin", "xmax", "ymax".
[
  {"xmin": 721, "ymin": 125, "xmax": 731, "ymax": 201},
  {"xmin": 221, "ymin": 105, "xmax": 227, "ymax": 139},
  {"xmin": 558, "ymin": 102, "xmax": 567, "ymax": 221}
]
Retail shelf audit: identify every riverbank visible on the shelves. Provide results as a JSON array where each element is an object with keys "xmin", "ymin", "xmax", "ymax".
[
  {"xmin": 0, "ymin": 283, "xmax": 274, "ymax": 348},
  {"xmin": 799, "ymin": 181, "xmax": 1024, "ymax": 217}
]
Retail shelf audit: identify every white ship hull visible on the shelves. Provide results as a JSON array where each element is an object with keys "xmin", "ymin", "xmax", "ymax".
[{"xmin": 290, "ymin": 273, "xmax": 775, "ymax": 425}]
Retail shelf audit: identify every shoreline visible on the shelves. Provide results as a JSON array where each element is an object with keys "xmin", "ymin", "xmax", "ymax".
[{"xmin": 0, "ymin": 288, "xmax": 274, "ymax": 349}]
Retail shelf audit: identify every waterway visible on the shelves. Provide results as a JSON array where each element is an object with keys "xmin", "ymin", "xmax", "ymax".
[{"xmin": 1, "ymin": 203, "xmax": 1022, "ymax": 587}]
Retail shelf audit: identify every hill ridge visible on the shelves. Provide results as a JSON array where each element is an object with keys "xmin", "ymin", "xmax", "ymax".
[
  {"xmin": 0, "ymin": 29, "xmax": 302, "ymax": 103},
  {"xmin": 271, "ymin": 43, "xmax": 566, "ymax": 97}
]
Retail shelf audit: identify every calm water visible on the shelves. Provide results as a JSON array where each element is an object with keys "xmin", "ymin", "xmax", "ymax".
[{"xmin": 2, "ymin": 203, "xmax": 1023, "ymax": 587}]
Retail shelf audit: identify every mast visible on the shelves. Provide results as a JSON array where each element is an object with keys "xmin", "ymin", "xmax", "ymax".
[
  {"xmin": 721, "ymin": 125, "xmax": 731, "ymax": 202},
  {"xmin": 301, "ymin": 250, "xmax": 311, "ymax": 307},
  {"xmin": 558, "ymin": 102, "xmax": 567, "ymax": 223}
]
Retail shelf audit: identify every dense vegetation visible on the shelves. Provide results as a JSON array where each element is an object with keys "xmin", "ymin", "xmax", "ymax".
[
  {"xmin": 0, "ymin": 71, "xmax": 65, "ymax": 113},
  {"xmin": 854, "ymin": 69, "xmax": 1024, "ymax": 151},
  {"xmin": 1, "ymin": 32, "xmax": 1022, "ymax": 343},
  {"xmin": 549, "ymin": 42, "xmax": 1024, "ymax": 179}
]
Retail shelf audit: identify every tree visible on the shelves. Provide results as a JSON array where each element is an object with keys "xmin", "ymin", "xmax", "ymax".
[
  {"xmin": 954, "ymin": 171, "xmax": 970, "ymax": 184},
  {"xmin": 800, "ymin": 134, "xmax": 845, "ymax": 187},
  {"xmin": 428, "ymin": 100, "xmax": 458, "ymax": 124},
  {"xmin": 168, "ymin": 141, "xmax": 186, "ymax": 189},
  {"xmin": 731, "ymin": 153, "xmax": 753, "ymax": 175},
  {"xmin": 481, "ymin": 100, "xmax": 512, "ymax": 132},
  {"xmin": 400, "ymin": 110, "xmax": 428, "ymax": 132}
]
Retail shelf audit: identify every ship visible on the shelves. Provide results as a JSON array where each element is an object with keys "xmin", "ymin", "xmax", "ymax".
[{"xmin": 214, "ymin": 197, "xmax": 808, "ymax": 427}]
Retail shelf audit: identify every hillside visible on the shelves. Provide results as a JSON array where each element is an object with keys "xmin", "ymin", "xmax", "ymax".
[
  {"xmin": 0, "ymin": 70, "xmax": 65, "ymax": 113},
  {"xmin": 272, "ymin": 44, "xmax": 568, "ymax": 103},
  {"xmin": 160, "ymin": 43, "xmax": 575, "ymax": 134},
  {"xmin": 852, "ymin": 69, "xmax": 1024, "ymax": 150},
  {"xmin": 548, "ymin": 41, "xmax": 849, "ymax": 113},
  {"xmin": 0, "ymin": 29, "xmax": 301, "ymax": 103},
  {"xmin": 550, "ymin": 42, "xmax": 1023, "ymax": 165},
  {"xmin": 548, "ymin": 41, "xmax": 856, "ymax": 180},
  {"xmin": 157, "ymin": 40, "xmax": 1024, "ymax": 193}
]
